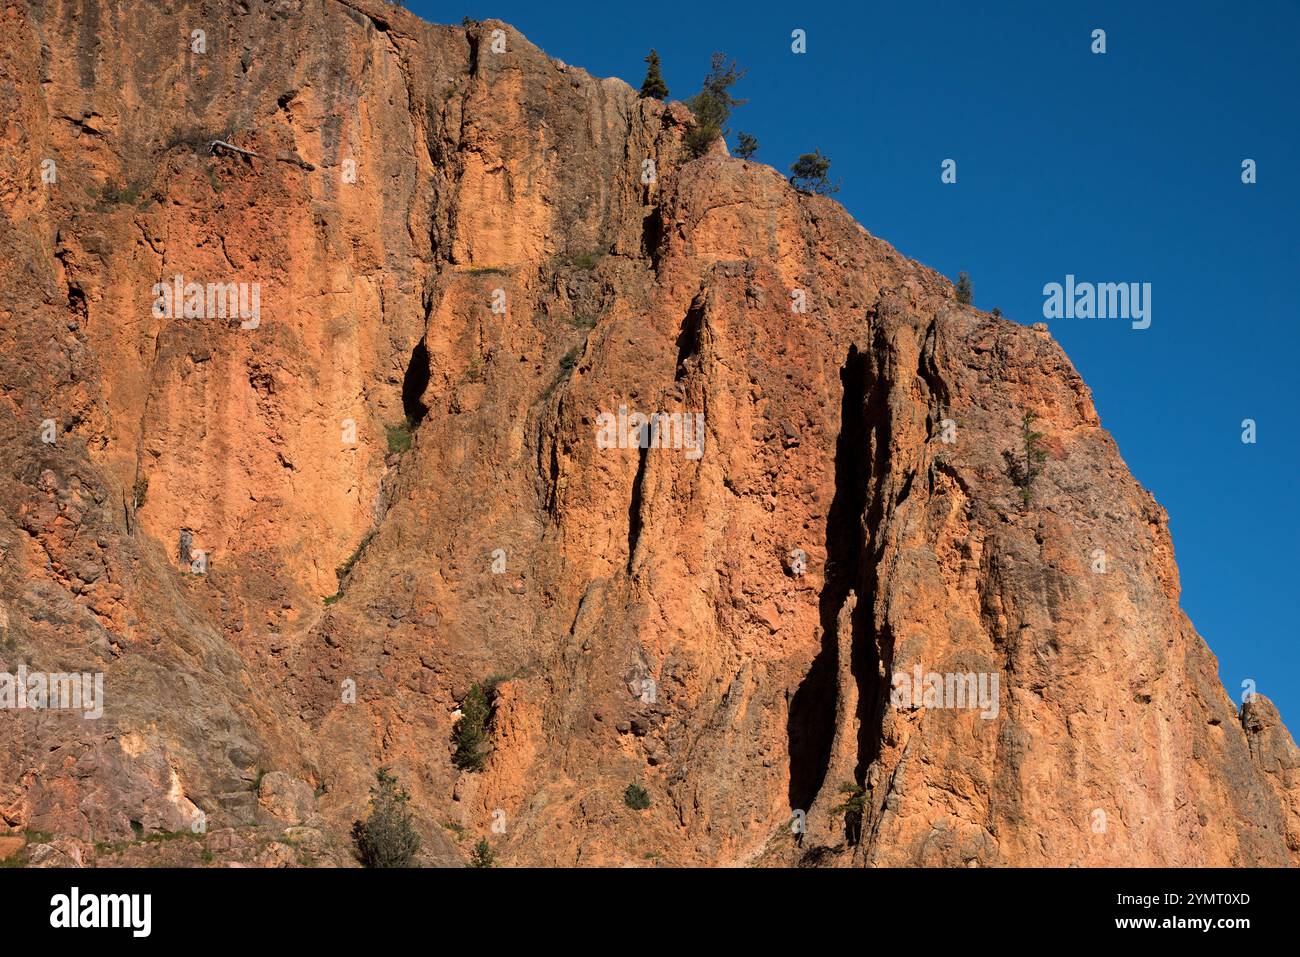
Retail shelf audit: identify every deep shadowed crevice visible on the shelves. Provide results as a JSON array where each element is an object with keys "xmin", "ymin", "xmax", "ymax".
[
  {"xmin": 787, "ymin": 346, "xmax": 870, "ymax": 813},
  {"xmin": 675, "ymin": 295, "xmax": 705, "ymax": 380},
  {"xmin": 402, "ymin": 339, "xmax": 430, "ymax": 426},
  {"xmin": 626, "ymin": 442, "xmax": 649, "ymax": 570},
  {"xmin": 642, "ymin": 207, "xmax": 665, "ymax": 268},
  {"xmin": 852, "ymin": 339, "xmax": 893, "ymax": 781},
  {"xmin": 466, "ymin": 28, "xmax": 480, "ymax": 76}
]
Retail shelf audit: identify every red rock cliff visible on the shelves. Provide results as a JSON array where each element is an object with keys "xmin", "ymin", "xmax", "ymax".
[{"xmin": 0, "ymin": 0, "xmax": 1295, "ymax": 867}]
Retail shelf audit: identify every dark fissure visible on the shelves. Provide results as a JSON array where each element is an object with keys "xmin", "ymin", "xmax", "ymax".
[
  {"xmin": 402, "ymin": 339, "xmax": 430, "ymax": 426},
  {"xmin": 787, "ymin": 346, "xmax": 871, "ymax": 812},
  {"xmin": 626, "ymin": 443, "xmax": 649, "ymax": 570},
  {"xmin": 853, "ymin": 336, "xmax": 892, "ymax": 782},
  {"xmin": 675, "ymin": 295, "xmax": 704, "ymax": 380}
]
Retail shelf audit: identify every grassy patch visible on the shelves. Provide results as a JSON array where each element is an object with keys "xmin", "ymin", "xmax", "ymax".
[
  {"xmin": 558, "ymin": 346, "xmax": 581, "ymax": 375},
  {"xmin": 555, "ymin": 248, "xmax": 604, "ymax": 271},
  {"xmin": 87, "ymin": 180, "xmax": 147, "ymax": 210},
  {"xmin": 386, "ymin": 421, "xmax": 414, "ymax": 454},
  {"xmin": 443, "ymin": 821, "xmax": 466, "ymax": 842}
]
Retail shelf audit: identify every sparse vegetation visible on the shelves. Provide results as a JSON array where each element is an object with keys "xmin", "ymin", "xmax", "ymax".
[
  {"xmin": 568, "ymin": 249, "xmax": 604, "ymax": 270},
  {"xmin": 465, "ymin": 266, "xmax": 509, "ymax": 276},
  {"xmin": 351, "ymin": 767, "xmax": 421, "ymax": 868},
  {"xmin": 549, "ymin": 248, "xmax": 604, "ymax": 273},
  {"xmin": 453, "ymin": 679, "xmax": 502, "ymax": 771},
  {"xmin": 623, "ymin": 783, "xmax": 651, "ymax": 810},
  {"xmin": 443, "ymin": 820, "xmax": 466, "ymax": 841},
  {"xmin": 386, "ymin": 420, "xmax": 414, "ymax": 454},
  {"xmin": 734, "ymin": 131, "xmax": 759, "ymax": 159},
  {"xmin": 956, "ymin": 271, "xmax": 973, "ymax": 305},
  {"xmin": 789, "ymin": 150, "xmax": 839, "ymax": 195},
  {"xmin": 684, "ymin": 53, "xmax": 747, "ymax": 157},
  {"xmin": 539, "ymin": 343, "xmax": 586, "ymax": 401},
  {"xmin": 558, "ymin": 345, "xmax": 581, "ymax": 375},
  {"xmin": 1013, "ymin": 410, "xmax": 1048, "ymax": 507},
  {"xmin": 323, "ymin": 592, "xmax": 341, "ymax": 606},
  {"xmin": 335, "ymin": 530, "xmax": 375, "ymax": 584},
  {"xmin": 832, "ymin": 782, "xmax": 866, "ymax": 815},
  {"xmin": 465, "ymin": 355, "xmax": 485, "ymax": 383},
  {"xmin": 132, "ymin": 474, "xmax": 149, "ymax": 510},
  {"xmin": 832, "ymin": 781, "xmax": 866, "ymax": 846},
  {"xmin": 93, "ymin": 180, "xmax": 143, "ymax": 208},
  {"xmin": 469, "ymin": 838, "xmax": 495, "ymax": 867},
  {"xmin": 639, "ymin": 49, "xmax": 669, "ymax": 100}
]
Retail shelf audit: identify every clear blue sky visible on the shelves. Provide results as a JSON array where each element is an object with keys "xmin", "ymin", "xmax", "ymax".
[{"xmin": 410, "ymin": 0, "xmax": 1300, "ymax": 725}]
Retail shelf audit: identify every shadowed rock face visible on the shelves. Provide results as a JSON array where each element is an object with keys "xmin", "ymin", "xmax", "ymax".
[{"xmin": 0, "ymin": 0, "xmax": 1295, "ymax": 867}]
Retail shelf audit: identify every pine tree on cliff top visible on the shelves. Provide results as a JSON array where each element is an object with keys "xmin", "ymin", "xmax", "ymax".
[{"xmin": 640, "ymin": 49, "xmax": 669, "ymax": 99}]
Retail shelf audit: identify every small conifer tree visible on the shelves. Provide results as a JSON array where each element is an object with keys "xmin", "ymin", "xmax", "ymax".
[
  {"xmin": 789, "ymin": 150, "xmax": 839, "ymax": 194},
  {"xmin": 1018, "ymin": 410, "xmax": 1048, "ymax": 507},
  {"xmin": 469, "ymin": 838, "xmax": 495, "ymax": 868},
  {"xmin": 684, "ymin": 53, "xmax": 747, "ymax": 156},
  {"xmin": 453, "ymin": 682, "xmax": 495, "ymax": 771},
  {"xmin": 351, "ymin": 767, "xmax": 421, "ymax": 868},
  {"xmin": 956, "ymin": 271, "xmax": 973, "ymax": 305},
  {"xmin": 639, "ymin": 49, "xmax": 669, "ymax": 100}
]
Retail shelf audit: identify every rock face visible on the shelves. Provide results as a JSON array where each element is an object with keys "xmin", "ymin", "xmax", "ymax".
[{"xmin": 0, "ymin": 0, "xmax": 1295, "ymax": 867}]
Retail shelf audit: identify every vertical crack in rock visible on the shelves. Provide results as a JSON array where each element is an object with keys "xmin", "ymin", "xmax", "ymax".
[
  {"xmin": 853, "ymin": 335, "xmax": 897, "ymax": 785},
  {"xmin": 642, "ymin": 206, "xmax": 665, "ymax": 271},
  {"xmin": 675, "ymin": 292, "xmax": 705, "ymax": 380},
  {"xmin": 401, "ymin": 339, "xmax": 431, "ymax": 426},
  {"xmin": 626, "ymin": 443, "xmax": 649, "ymax": 571},
  {"xmin": 788, "ymin": 345, "xmax": 872, "ymax": 815}
]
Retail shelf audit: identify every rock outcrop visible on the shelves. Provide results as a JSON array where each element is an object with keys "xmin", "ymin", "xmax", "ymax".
[{"xmin": 0, "ymin": 0, "xmax": 1295, "ymax": 867}]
